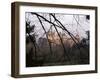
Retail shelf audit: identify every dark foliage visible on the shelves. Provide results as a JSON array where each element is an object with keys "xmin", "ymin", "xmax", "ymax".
[{"xmin": 26, "ymin": 36, "xmax": 89, "ymax": 67}]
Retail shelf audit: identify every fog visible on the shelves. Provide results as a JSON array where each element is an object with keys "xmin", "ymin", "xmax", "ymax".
[{"xmin": 25, "ymin": 12, "xmax": 90, "ymax": 41}]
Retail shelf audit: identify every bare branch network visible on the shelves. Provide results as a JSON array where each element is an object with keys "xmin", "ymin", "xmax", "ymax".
[{"xmin": 26, "ymin": 12, "xmax": 90, "ymax": 67}]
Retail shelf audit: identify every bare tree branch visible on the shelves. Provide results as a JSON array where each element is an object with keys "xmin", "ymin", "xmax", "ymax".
[
  {"xmin": 36, "ymin": 15, "xmax": 53, "ymax": 55},
  {"xmin": 49, "ymin": 14, "xmax": 71, "ymax": 60},
  {"xmin": 73, "ymin": 15, "xmax": 85, "ymax": 31},
  {"xmin": 31, "ymin": 12, "xmax": 82, "ymax": 55},
  {"xmin": 50, "ymin": 13, "xmax": 81, "ymax": 54}
]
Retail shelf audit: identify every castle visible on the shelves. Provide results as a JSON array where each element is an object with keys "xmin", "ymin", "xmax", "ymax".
[{"xmin": 47, "ymin": 31, "xmax": 80, "ymax": 47}]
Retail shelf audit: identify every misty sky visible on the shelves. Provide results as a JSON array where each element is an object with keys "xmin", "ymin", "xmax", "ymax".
[{"xmin": 25, "ymin": 12, "xmax": 90, "ymax": 41}]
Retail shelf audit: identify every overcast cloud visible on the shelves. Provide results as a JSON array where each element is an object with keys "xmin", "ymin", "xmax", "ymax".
[{"xmin": 25, "ymin": 12, "xmax": 90, "ymax": 41}]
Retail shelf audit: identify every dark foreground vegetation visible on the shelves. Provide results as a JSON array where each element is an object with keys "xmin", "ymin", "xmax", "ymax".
[{"xmin": 26, "ymin": 37, "xmax": 89, "ymax": 67}]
